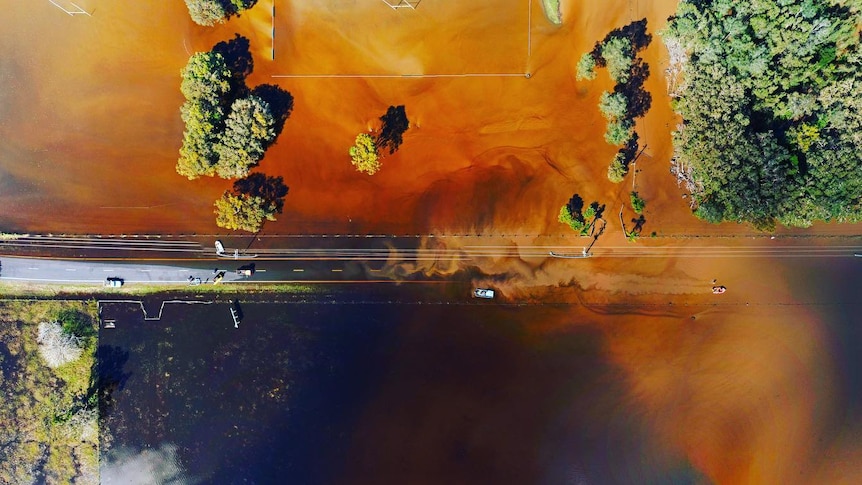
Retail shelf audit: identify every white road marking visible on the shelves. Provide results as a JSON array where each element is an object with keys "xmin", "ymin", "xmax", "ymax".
[
  {"xmin": 293, "ymin": 269, "xmax": 304, "ymax": 272},
  {"xmin": 331, "ymin": 269, "xmax": 343, "ymax": 272}
]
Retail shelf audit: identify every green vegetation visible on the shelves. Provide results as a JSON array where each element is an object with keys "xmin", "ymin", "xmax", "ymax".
[
  {"xmin": 0, "ymin": 301, "xmax": 98, "ymax": 484},
  {"xmin": 630, "ymin": 191, "xmax": 646, "ymax": 214},
  {"xmin": 184, "ymin": 0, "xmax": 258, "ymax": 26},
  {"xmin": 540, "ymin": 0, "xmax": 562, "ymax": 26},
  {"xmin": 348, "ymin": 106, "xmax": 409, "ymax": 175},
  {"xmin": 665, "ymin": 0, "xmax": 862, "ymax": 228},
  {"xmin": 579, "ymin": 20, "xmax": 652, "ymax": 183},
  {"xmin": 600, "ymin": 37, "xmax": 634, "ymax": 84},
  {"xmin": 177, "ymin": 36, "xmax": 290, "ymax": 180},
  {"xmin": 558, "ymin": 194, "xmax": 603, "ymax": 236},
  {"xmin": 349, "ymin": 133, "xmax": 381, "ymax": 175},
  {"xmin": 215, "ymin": 173, "xmax": 288, "ymax": 232},
  {"xmin": 214, "ymin": 95, "xmax": 277, "ymax": 179},
  {"xmin": 576, "ymin": 53, "xmax": 596, "ymax": 81}
]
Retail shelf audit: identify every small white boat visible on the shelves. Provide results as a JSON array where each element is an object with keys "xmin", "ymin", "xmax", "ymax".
[{"xmin": 473, "ymin": 288, "xmax": 495, "ymax": 299}]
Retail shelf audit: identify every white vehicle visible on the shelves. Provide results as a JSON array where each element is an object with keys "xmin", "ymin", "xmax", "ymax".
[
  {"xmin": 473, "ymin": 288, "xmax": 495, "ymax": 299},
  {"xmin": 215, "ymin": 240, "xmax": 225, "ymax": 255},
  {"xmin": 105, "ymin": 277, "xmax": 124, "ymax": 288}
]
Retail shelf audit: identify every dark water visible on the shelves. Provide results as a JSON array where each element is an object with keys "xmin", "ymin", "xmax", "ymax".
[{"xmin": 97, "ymin": 301, "xmax": 704, "ymax": 484}]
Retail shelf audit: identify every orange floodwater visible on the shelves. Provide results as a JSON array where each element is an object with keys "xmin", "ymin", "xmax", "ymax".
[{"xmin": 2, "ymin": 1, "xmax": 862, "ymax": 483}]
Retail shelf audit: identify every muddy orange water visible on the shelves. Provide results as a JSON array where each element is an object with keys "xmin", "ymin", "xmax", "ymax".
[{"xmin": 2, "ymin": 0, "xmax": 862, "ymax": 482}]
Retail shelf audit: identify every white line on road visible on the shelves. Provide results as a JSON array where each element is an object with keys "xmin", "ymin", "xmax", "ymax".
[
  {"xmin": 293, "ymin": 269, "xmax": 304, "ymax": 272},
  {"xmin": 65, "ymin": 268, "xmax": 76, "ymax": 271},
  {"xmin": 331, "ymin": 269, "xmax": 343, "ymax": 272}
]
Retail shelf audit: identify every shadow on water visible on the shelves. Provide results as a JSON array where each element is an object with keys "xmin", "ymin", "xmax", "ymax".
[
  {"xmin": 93, "ymin": 345, "xmax": 132, "ymax": 418},
  {"xmin": 97, "ymin": 301, "xmax": 712, "ymax": 484}
]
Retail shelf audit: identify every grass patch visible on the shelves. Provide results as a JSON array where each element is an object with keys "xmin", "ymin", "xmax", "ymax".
[
  {"xmin": 540, "ymin": 0, "xmax": 562, "ymax": 25},
  {"xmin": 0, "ymin": 300, "xmax": 99, "ymax": 484}
]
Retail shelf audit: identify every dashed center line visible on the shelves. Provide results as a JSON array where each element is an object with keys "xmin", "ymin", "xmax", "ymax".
[
  {"xmin": 331, "ymin": 269, "xmax": 343, "ymax": 272},
  {"xmin": 293, "ymin": 269, "xmax": 304, "ymax": 272},
  {"xmin": 65, "ymin": 268, "xmax": 76, "ymax": 271}
]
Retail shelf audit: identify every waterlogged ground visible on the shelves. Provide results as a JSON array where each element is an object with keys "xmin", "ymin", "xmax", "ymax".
[{"xmin": 97, "ymin": 257, "xmax": 862, "ymax": 484}]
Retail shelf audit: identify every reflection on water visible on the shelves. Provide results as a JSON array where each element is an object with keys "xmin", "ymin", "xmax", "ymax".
[
  {"xmin": 96, "ymin": 291, "xmax": 862, "ymax": 484},
  {"xmin": 99, "ymin": 302, "xmax": 697, "ymax": 483}
]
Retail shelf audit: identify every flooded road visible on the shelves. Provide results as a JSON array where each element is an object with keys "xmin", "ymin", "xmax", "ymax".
[
  {"xmin": 3, "ymin": 1, "xmax": 862, "ymax": 483},
  {"xmin": 98, "ymin": 253, "xmax": 862, "ymax": 483}
]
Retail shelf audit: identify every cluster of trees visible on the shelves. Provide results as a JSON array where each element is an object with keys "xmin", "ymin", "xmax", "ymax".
[
  {"xmin": 184, "ymin": 0, "xmax": 257, "ymax": 26},
  {"xmin": 665, "ymin": 0, "xmax": 862, "ymax": 228},
  {"xmin": 176, "ymin": 36, "xmax": 294, "ymax": 232},
  {"xmin": 558, "ymin": 194, "xmax": 604, "ymax": 235},
  {"xmin": 578, "ymin": 20, "xmax": 653, "ymax": 183},
  {"xmin": 214, "ymin": 173, "xmax": 289, "ymax": 232},
  {"xmin": 177, "ymin": 35, "xmax": 293, "ymax": 180},
  {"xmin": 349, "ymin": 105, "xmax": 410, "ymax": 175}
]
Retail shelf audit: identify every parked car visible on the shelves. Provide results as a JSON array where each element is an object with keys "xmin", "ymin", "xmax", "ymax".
[
  {"xmin": 105, "ymin": 277, "xmax": 124, "ymax": 288},
  {"xmin": 473, "ymin": 288, "xmax": 495, "ymax": 299}
]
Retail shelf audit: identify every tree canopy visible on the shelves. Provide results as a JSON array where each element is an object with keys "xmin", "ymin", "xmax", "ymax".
[
  {"xmin": 665, "ymin": 0, "xmax": 862, "ymax": 228},
  {"xmin": 177, "ymin": 36, "xmax": 291, "ymax": 180},
  {"xmin": 349, "ymin": 133, "xmax": 381, "ymax": 175},
  {"xmin": 184, "ymin": 0, "xmax": 258, "ymax": 27},
  {"xmin": 214, "ymin": 174, "xmax": 288, "ymax": 232},
  {"xmin": 214, "ymin": 95, "xmax": 277, "ymax": 179}
]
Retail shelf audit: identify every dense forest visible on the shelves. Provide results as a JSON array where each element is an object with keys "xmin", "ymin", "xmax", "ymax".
[{"xmin": 665, "ymin": 0, "xmax": 862, "ymax": 229}]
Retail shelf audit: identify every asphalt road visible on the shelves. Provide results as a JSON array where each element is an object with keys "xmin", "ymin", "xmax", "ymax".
[{"xmin": 0, "ymin": 257, "xmax": 249, "ymax": 286}]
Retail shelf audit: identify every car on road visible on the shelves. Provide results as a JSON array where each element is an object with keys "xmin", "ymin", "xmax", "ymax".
[
  {"xmin": 105, "ymin": 277, "xmax": 124, "ymax": 288},
  {"xmin": 473, "ymin": 288, "xmax": 495, "ymax": 299},
  {"xmin": 213, "ymin": 271, "xmax": 226, "ymax": 285},
  {"xmin": 236, "ymin": 265, "xmax": 255, "ymax": 277}
]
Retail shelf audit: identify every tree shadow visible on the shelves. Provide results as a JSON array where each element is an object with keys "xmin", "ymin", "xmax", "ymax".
[
  {"xmin": 616, "ymin": 133, "xmax": 640, "ymax": 169},
  {"xmin": 233, "ymin": 173, "xmax": 289, "ymax": 214},
  {"xmin": 631, "ymin": 214, "xmax": 647, "ymax": 234},
  {"xmin": 589, "ymin": 18, "xmax": 652, "ymax": 68},
  {"xmin": 377, "ymin": 105, "xmax": 409, "ymax": 155},
  {"xmin": 566, "ymin": 194, "xmax": 585, "ymax": 219},
  {"xmin": 251, "ymin": 84, "xmax": 294, "ymax": 139},
  {"xmin": 590, "ymin": 201, "xmax": 607, "ymax": 221},
  {"xmin": 616, "ymin": 59, "xmax": 652, "ymax": 119},
  {"xmin": 213, "ymin": 34, "xmax": 254, "ymax": 98},
  {"xmin": 89, "ymin": 345, "xmax": 132, "ymax": 418}
]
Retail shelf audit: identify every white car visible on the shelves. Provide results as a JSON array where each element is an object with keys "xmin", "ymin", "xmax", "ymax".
[
  {"xmin": 105, "ymin": 277, "xmax": 124, "ymax": 288},
  {"xmin": 473, "ymin": 288, "xmax": 495, "ymax": 299}
]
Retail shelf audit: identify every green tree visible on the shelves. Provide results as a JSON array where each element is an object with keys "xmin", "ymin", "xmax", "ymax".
[
  {"xmin": 214, "ymin": 192, "xmax": 274, "ymax": 232},
  {"xmin": 184, "ymin": 0, "xmax": 258, "ymax": 26},
  {"xmin": 601, "ymin": 36, "xmax": 633, "ymax": 83},
  {"xmin": 607, "ymin": 153, "xmax": 627, "ymax": 183},
  {"xmin": 664, "ymin": 0, "xmax": 862, "ymax": 228},
  {"xmin": 349, "ymin": 133, "xmax": 381, "ymax": 175},
  {"xmin": 184, "ymin": 0, "xmax": 229, "ymax": 27},
  {"xmin": 576, "ymin": 53, "xmax": 597, "ymax": 80},
  {"xmin": 630, "ymin": 191, "xmax": 646, "ymax": 214},
  {"xmin": 604, "ymin": 119, "xmax": 634, "ymax": 146},
  {"xmin": 599, "ymin": 91, "xmax": 628, "ymax": 120},
  {"xmin": 214, "ymin": 173, "xmax": 288, "ymax": 232},
  {"xmin": 214, "ymin": 95, "xmax": 277, "ymax": 179}
]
